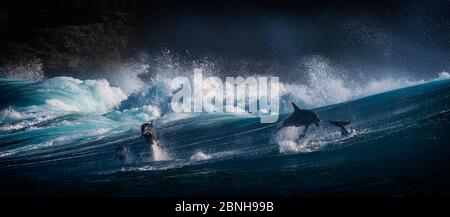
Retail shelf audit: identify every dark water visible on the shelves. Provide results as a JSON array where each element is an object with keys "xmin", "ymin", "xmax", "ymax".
[{"xmin": 1, "ymin": 77, "xmax": 450, "ymax": 196}]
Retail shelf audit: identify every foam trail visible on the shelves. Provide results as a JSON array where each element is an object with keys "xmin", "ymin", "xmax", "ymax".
[{"xmin": 152, "ymin": 141, "xmax": 169, "ymax": 161}]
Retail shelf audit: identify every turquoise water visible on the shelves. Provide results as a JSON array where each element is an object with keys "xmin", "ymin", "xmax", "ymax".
[{"xmin": 1, "ymin": 77, "xmax": 449, "ymax": 196}]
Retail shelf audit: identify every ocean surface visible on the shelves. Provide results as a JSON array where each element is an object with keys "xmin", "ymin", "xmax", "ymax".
[{"xmin": 1, "ymin": 75, "xmax": 449, "ymax": 196}]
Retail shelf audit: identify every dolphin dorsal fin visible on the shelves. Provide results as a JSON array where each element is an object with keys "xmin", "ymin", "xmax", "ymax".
[{"xmin": 292, "ymin": 102, "xmax": 302, "ymax": 112}]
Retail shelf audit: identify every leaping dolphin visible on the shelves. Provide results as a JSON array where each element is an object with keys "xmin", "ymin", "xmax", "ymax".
[
  {"xmin": 273, "ymin": 102, "xmax": 321, "ymax": 139},
  {"xmin": 141, "ymin": 120, "xmax": 160, "ymax": 148}
]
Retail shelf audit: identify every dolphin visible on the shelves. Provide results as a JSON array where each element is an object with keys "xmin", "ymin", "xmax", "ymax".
[
  {"xmin": 273, "ymin": 102, "xmax": 321, "ymax": 139},
  {"xmin": 140, "ymin": 121, "xmax": 158, "ymax": 145},
  {"xmin": 116, "ymin": 146, "xmax": 128, "ymax": 164}
]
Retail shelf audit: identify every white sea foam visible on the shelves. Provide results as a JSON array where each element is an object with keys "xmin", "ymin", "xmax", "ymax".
[
  {"xmin": 2, "ymin": 53, "xmax": 447, "ymax": 131},
  {"xmin": 0, "ymin": 107, "xmax": 24, "ymax": 121},
  {"xmin": 438, "ymin": 71, "xmax": 450, "ymax": 80},
  {"xmin": 272, "ymin": 126, "xmax": 327, "ymax": 153},
  {"xmin": 105, "ymin": 58, "xmax": 149, "ymax": 95},
  {"xmin": 38, "ymin": 77, "xmax": 126, "ymax": 113},
  {"xmin": 134, "ymin": 54, "xmax": 436, "ymax": 116},
  {"xmin": 105, "ymin": 105, "xmax": 161, "ymax": 122},
  {"xmin": 0, "ymin": 107, "xmax": 68, "ymax": 132},
  {"xmin": 152, "ymin": 142, "xmax": 170, "ymax": 161},
  {"xmin": 190, "ymin": 151, "xmax": 213, "ymax": 161},
  {"xmin": 0, "ymin": 77, "xmax": 128, "ymax": 131},
  {"xmin": 45, "ymin": 99, "xmax": 81, "ymax": 112}
]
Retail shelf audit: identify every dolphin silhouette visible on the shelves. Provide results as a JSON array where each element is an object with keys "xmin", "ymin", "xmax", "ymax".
[
  {"xmin": 140, "ymin": 121, "xmax": 158, "ymax": 145},
  {"xmin": 273, "ymin": 102, "xmax": 321, "ymax": 139}
]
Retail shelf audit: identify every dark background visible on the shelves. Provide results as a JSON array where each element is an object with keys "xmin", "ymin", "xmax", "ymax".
[{"xmin": 1, "ymin": 0, "xmax": 449, "ymax": 80}]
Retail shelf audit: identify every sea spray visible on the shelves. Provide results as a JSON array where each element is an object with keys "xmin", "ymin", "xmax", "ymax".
[
  {"xmin": 152, "ymin": 141, "xmax": 169, "ymax": 161},
  {"xmin": 271, "ymin": 125, "xmax": 327, "ymax": 153},
  {"xmin": 439, "ymin": 71, "xmax": 450, "ymax": 80},
  {"xmin": 190, "ymin": 151, "xmax": 212, "ymax": 161}
]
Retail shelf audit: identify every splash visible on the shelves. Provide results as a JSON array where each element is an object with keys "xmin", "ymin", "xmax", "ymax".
[
  {"xmin": 271, "ymin": 126, "xmax": 322, "ymax": 153},
  {"xmin": 105, "ymin": 58, "xmax": 149, "ymax": 95},
  {"xmin": 191, "ymin": 151, "xmax": 213, "ymax": 161},
  {"xmin": 152, "ymin": 142, "xmax": 170, "ymax": 161},
  {"xmin": 0, "ymin": 58, "xmax": 45, "ymax": 81},
  {"xmin": 1, "ymin": 51, "xmax": 446, "ymax": 132},
  {"xmin": 279, "ymin": 56, "xmax": 429, "ymax": 111},
  {"xmin": 439, "ymin": 71, "xmax": 450, "ymax": 80},
  {"xmin": 119, "ymin": 53, "xmax": 436, "ymax": 117}
]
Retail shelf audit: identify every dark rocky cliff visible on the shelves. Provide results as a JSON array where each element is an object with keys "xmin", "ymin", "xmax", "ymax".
[{"xmin": 0, "ymin": 0, "xmax": 138, "ymax": 79}]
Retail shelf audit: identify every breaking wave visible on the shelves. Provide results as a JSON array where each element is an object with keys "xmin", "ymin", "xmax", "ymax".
[{"xmin": 1, "ymin": 54, "xmax": 448, "ymax": 133}]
